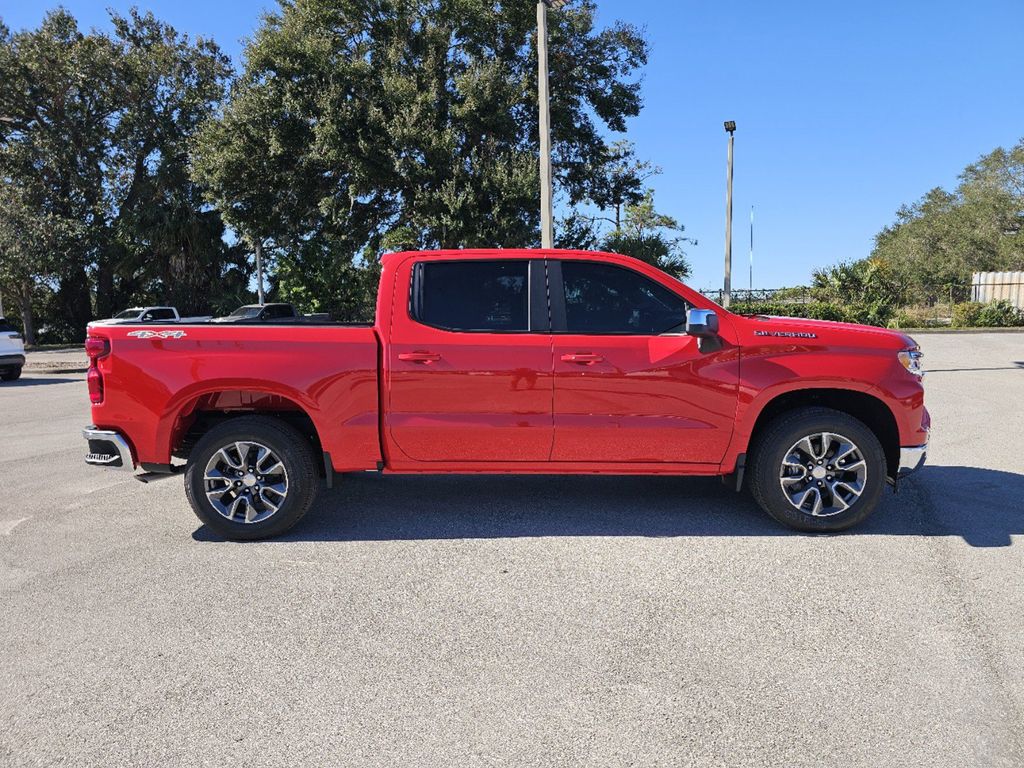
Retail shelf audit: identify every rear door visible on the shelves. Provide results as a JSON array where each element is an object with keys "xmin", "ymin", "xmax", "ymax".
[
  {"xmin": 385, "ymin": 257, "xmax": 554, "ymax": 462},
  {"xmin": 549, "ymin": 259, "xmax": 738, "ymax": 464}
]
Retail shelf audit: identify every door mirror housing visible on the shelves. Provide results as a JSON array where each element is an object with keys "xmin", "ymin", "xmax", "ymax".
[{"xmin": 686, "ymin": 309, "xmax": 719, "ymax": 338}]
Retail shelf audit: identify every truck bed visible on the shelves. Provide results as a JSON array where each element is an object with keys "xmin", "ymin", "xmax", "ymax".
[{"xmin": 86, "ymin": 322, "xmax": 383, "ymax": 471}]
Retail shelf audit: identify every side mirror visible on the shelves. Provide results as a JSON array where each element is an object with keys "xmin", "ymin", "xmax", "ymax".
[{"xmin": 686, "ymin": 309, "xmax": 719, "ymax": 338}]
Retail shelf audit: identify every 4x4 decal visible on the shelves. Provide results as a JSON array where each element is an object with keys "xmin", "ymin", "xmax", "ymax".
[{"xmin": 126, "ymin": 330, "xmax": 188, "ymax": 339}]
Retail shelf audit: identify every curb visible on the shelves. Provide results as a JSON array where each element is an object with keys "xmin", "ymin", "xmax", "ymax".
[{"xmin": 25, "ymin": 367, "xmax": 89, "ymax": 374}]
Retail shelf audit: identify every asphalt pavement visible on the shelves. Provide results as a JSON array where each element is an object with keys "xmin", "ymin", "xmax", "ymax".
[{"xmin": 1, "ymin": 333, "xmax": 1022, "ymax": 766}]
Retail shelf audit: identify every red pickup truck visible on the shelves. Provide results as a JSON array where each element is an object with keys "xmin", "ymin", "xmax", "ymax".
[{"xmin": 82, "ymin": 249, "xmax": 928, "ymax": 540}]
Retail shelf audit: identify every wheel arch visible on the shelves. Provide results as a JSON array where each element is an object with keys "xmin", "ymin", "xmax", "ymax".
[
  {"xmin": 163, "ymin": 387, "xmax": 326, "ymax": 471},
  {"xmin": 744, "ymin": 388, "xmax": 901, "ymax": 480}
]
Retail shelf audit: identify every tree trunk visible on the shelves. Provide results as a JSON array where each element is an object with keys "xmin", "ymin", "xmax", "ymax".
[
  {"xmin": 95, "ymin": 248, "xmax": 116, "ymax": 320},
  {"xmin": 18, "ymin": 280, "xmax": 35, "ymax": 346},
  {"xmin": 58, "ymin": 266, "xmax": 93, "ymax": 342}
]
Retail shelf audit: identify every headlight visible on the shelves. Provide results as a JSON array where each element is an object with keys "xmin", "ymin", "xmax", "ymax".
[{"xmin": 898, "ymin": 348, "xmax": 924, "ymax": 378}]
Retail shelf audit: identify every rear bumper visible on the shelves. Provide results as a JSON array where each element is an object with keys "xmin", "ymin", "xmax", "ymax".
[
  {"xmin": 898, "ymin": 443, "xmax": 927, "ymax": 476},
  {"xmin": 0, "ymin": 354, "xmax": 25, "ymax": 368},
  {"xmin": 83, "ymin": 426, "xmax": 134, "ymax": 469}
]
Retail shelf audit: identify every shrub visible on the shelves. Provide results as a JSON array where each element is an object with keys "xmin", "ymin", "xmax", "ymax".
[
  {"xmin": 731, "ymin": 301, "xmax": 852, "ymax": 323},
  {"xmin": 952, "ymin": 300, "xmax": 1024, "ymax": 327},
  {"xmin": 951, "ymin": 302, "xmax": 984, "ymax": 327},
  {"xmin": 846, "ymin": 300, "xmax": 896, "ymax": 328},
  {"xmin": 976, "ymin": 299, "xmax": 1024, "ymax": 327},
  {"xmin": 887, "ymin": 306, "xmax": 947, "ymax": 329}
]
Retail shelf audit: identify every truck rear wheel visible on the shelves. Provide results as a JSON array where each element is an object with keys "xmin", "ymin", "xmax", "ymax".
[
  {"xmin": 1, "ymin": 367, "xmax": 21, "ymax": 381},
  {"xmin": 184, "ymin": 416, "xmax": 319, "ymax": 541},
  {"xmin": 748, "ymin": 407, "xmax": 886, "ymax": 532}
]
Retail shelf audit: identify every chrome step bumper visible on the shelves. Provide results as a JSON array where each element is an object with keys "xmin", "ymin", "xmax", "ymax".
[
  {"xmin": 898, "ymin": 444, "xmax": 927, "ymax": 476},
  {"xmin": 83, "ymin": 426, "xmax": 134, "ymax": 469}
]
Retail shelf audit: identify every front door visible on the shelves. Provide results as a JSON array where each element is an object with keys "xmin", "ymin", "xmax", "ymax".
[
  {"xmin": 549, "ymin": 259, "xmax": 738, "ymax": 464},
  {"xmin": 386, "ymin": 257, "xmax": 554, "ymax": 462}
]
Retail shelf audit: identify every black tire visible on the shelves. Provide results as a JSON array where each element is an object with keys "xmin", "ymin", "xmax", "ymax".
[
  {"xmin": 1, "ymin": 367, "xmax": 21, "ymax": 381},
  {"xmin": 748, "ymin": 406, "xmax": 886, "ymax": 533},
  {"xmin": 184, "ymin": 416, "xmax": 320, "ymax": 541}
]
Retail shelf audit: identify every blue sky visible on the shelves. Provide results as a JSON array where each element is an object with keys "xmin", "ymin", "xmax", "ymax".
[{"xmin": 3, "ymin": 0, "xmax": 1023, "ymax": 290}]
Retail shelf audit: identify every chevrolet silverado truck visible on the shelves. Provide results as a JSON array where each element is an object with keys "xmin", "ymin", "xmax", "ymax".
[{"xmin": 82, "ymin": 249, "xmax": 929, "ymax": 540}]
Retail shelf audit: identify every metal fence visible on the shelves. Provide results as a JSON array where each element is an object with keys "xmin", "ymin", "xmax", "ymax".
[{"xmin": 698, "ymin": 287, "xmax": 808, "ymax": 305}]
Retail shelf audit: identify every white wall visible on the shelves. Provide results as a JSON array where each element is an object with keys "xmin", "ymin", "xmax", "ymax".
[{"xmin": 971, "ymin": 271, "xmax": 1024, "ymax": 309}]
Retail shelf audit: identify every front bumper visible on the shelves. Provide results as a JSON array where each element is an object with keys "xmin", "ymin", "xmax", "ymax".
[
  {"xmin": 83, "ymin": 426, "xmax": 134, "ymax": 469},
  {"xmin": 898, "ymin": 443, "xmax": 927, "ymax": 476}
]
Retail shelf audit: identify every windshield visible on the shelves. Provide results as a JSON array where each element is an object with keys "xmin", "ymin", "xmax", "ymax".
[
  {"xmin": 114, "ymin": 309, "xmax": 143, "ymax": 318},
  {"xmin": 228, "ymin": 306, "xmax": 263, "ymax": 318}
]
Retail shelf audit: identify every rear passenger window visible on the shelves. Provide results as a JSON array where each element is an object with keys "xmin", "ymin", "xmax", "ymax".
[
  {"xmin": 414, "ymin": 261, "xmax": 529, "ymax": 332},
  {"xmin": 561, "ymin": 261, "xmax": 690, "ymax": 335}
]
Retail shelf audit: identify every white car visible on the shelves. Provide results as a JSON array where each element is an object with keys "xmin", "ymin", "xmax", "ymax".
[
  {"xmin": 0, "ymin": 318, "xmax": 25, "ymax": 382},
  {"xmin": 94, "ymin": 307, "xmax": 212, "ymax": 324}
]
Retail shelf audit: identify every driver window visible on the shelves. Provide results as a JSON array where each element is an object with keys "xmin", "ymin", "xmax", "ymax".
[{"xmin": 561, "ymin": 261, "xmax": 690, "ymax": 335}]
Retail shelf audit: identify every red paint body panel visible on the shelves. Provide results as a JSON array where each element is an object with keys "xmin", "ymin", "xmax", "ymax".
[
  {"xmin": 87, "ymin": 324, "xmax": 382, "ymax": 470},
  {"xmin": 551, "ymin": 332, "xmax": 740, "ymax": 463},
  {"xmin": 548, "ymin": 257, "xmax": 742, "ymax": 464},
  {"xmin": 382, "ymin": 254, "xmax": 554, "ymax": 462},
  {"xmin": 88, "ymin": 249, "xmax": 928, "ymax": 477}
]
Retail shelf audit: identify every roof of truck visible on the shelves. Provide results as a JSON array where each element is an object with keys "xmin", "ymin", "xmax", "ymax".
[{"xmin": 379, "ymin": 248, "xmax": 625, "ymax": 265}]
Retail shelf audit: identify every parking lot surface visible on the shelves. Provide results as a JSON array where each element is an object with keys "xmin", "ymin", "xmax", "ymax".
[{"xmin": 1, "ymin": 333, "xmax": 1022, "ymax": 767}]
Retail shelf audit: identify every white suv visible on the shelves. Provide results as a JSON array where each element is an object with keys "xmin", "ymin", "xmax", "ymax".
[{"xmin": 0, "ymin": 318, "xmax": 25, "ymax": 382}]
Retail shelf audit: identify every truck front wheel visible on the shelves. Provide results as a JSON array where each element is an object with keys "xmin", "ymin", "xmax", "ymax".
[
  {"xmin": 184, "ymin": 416, "xmax": 319, "ymax": 541},
  {"xmin": 748, "ymin": 407, "xmax": 887, "ymax": 532}
]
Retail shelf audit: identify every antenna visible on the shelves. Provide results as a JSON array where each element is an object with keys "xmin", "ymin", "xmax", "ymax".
[{"xmin": 749, "ymin": 206, "xmax": 754, "ymax": 291}]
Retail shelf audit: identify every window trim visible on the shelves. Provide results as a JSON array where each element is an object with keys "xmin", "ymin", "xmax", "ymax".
[
  {"xmin": 409, "ymin": 259, "xmax": 549, "ymax": 334},
  {"xmin": 548, "ymin": 259, "xmax": 691, "ymax": 336}
]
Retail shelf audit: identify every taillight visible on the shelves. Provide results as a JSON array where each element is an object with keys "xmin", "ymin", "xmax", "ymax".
[
  {"xmin": 85, "ymin": 336, "xmax": 110, "ymax": 404},
  {"xmin": 85, "ymin": 336, "xmax": 110, "ymax": 359},
  {"xmin": 87, "ymin": 367, "xmax": 104, "ymax": 404}
]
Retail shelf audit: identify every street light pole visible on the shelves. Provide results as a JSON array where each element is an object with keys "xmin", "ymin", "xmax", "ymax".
[
  {"xmin": 536, "ymin": 0, "xmax": 566, "ymax": 250},
  {"xmin": 723, "ymin": 121, "xmax": 736, "ymax": 308}
]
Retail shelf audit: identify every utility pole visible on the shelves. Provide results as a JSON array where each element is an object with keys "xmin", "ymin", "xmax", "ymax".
[
  {"xmin": 723, "ymin": 120, "xmax": 736, "ymax": 308},
  {"xmin": 537, "ymin": 0, "xmax": 568, "ymax": 249}
]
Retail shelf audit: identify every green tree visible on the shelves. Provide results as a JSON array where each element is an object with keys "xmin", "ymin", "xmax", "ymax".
[
  {"xmin": 0, "ymin": 183, "xmax": 79, "ymax": 343},
  {"xmin": 602, "ymin": 189, "xmax": 693, "ymax": 279},
  {"xmin": 830, "ymin": 139, "xmax": 1024, "ymax": 307},
  {"xmin": 586, "ymin": 139, "xmax": 658, "ymax": 230},
  {"xmin": 192, "ymin": 0, "xmax": 648, "ymax": 316},
  {"xmin": 0, "ymin": 10, "xmax": 238, "ymax": 340}
]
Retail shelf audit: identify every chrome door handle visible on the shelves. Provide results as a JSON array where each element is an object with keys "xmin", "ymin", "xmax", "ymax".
[
  {"xmin": 398, "ymin": 351, "xmax": 441, "ymax": 363},
  {"xmin": 560, "ymin": 353, "xmax": 604, "ymax": 364}
]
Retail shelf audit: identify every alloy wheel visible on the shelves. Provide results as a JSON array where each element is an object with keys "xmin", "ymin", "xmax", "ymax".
[
  {"xmin": 778, "ymin": 431, "xmax": 868, "ymax": 517},
  {"xmin": 203, "ymin": 441, "xmax": 289, "ymax": 524}
]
